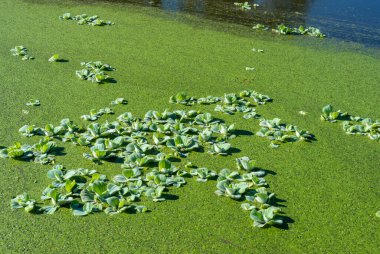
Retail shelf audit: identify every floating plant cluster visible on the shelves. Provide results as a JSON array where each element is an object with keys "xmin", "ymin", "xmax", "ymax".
[
  {"xmin": 169, "ymin": 91, "xmax": 314, "ymax": 148},
  {"xmin": 273, "ymin": 24, "xmax": 326, "ymax": 37},
  {"xmin": 76, "ymin": 61, "xmax": 115, "ymax": 83},
  {"xmin": 10, "ymin": 46, "xmax": 34, "ymax": 60},
  {"xmin": 5, "ymin": 99, "xmax": 285, "ymax": 227},
  {"xmin": 321, "ymin": 105, "xmax": 380, "ymax": 141},
  {"xmin": 170, "ymin": 90, "xmax": 272, "ymax": 119},
  {"xmin": 0, "ymin": 138, "xmax": 57, "ymax": 165},
  {"xmin": 256, "ymin": 118, "xmax": 315, "ymax": 148},
  {"xmin": 26, "ymin": 99, "xmax": 40, "ymax": 106},
  {"xmin": 252, "ymin": 24, "xmax": 326, "ymax": 38},
  {"xmin": 81, "ymin": 108, "xmax": 114, "ymax": 121},
  {"xmin": 59, "ymin": 13, "xmax": 114, "ymax": 26},
  {"xmin": 233, "ymin": 2, "xmax": 259, "ymax": 10}
]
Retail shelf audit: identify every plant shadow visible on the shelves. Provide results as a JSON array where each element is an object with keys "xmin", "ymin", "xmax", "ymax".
[
  {"xmin": 54, "ymin": 147, "xmax": 66, "ymax": 156},
  {"xmin": 229, "ymin": 147, "xmax": 241, "ymax": 154},
  {"xmin": 162, "ymin": 193, "xmax": 179, "ymax": 201},
  {"xmin": 232, "ymin": 129, "xmax": 253, "ymax": 137},
  {"xmin": 56, "ymin": 59, "xmax": 69, "ymax": 63},
  {"xmin": 104, "ymin": 78, "xmax": 117, "ymax": 84}
]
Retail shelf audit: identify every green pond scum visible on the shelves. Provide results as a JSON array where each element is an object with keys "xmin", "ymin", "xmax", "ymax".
[{"xmin": 0, "ymin": 0, "xmax": 379, "ymax": 253}]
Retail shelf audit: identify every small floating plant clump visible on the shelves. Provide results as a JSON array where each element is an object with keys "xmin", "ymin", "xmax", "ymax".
[
  {"xmin": 48, "ymin": 54, "xmax": 61, "ymax": 62},
  {"xmin": 252, "ymin": 24, "xmax": 325, "ymax": 38},
  {"xmin": 76, "ymin": 61, "xmax": 115, "ymax": 83},
  {"xmin": 234, "ymin": 2, "xmax": 252, "ymax": 10},
  {"xmin": 320, "ymin": 104, "xmax": 348, "ymax": 122},
  {"xmin": 10, "ymin": 46, "xmax": 34, "ymax": 60},
  {"xmin": 26, "ymin": 99, "xmax": 40, "ymax": 106},
  {"xmin": 59, "ymin": 13, "xmax": 114, "ymax": 26},
  {"xmin": 81, "ymin": 108, "xmax": 114, "ymax": 121},
  {"xmin": 110, "ymin": 98, "xmax": 128, "ymax": 105},
  {"xmin": 0, "ymin": 138, "xmax": 57, "ymax": 165},
  {"xmin": 256, "ymin": 118, "xmax": 315, "ymax": 148},
  {"xmin": 321, "ymin": 105, "xmax": 380, "ymax": 141},
  {"xmin": 169, "ymin": 90, "xmax": 272, "ymax": 119},
  {"xmin": 273, "ymin": 24, "xmax": 326, "ymax": 38}
]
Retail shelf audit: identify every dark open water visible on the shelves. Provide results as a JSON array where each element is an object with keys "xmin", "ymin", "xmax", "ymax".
[{"xmin": 92, "ymin": 0, "xmax": 380, "ymax": 48}]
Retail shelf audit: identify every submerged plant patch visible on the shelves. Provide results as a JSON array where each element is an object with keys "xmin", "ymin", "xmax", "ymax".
[{"xmin": 59, "ymin": 13, "xmax": 114, "ymax": 26}]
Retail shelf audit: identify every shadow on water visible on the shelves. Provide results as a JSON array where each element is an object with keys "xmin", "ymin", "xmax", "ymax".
[{"xmin": 56, "ymin": 59, "xmax": 69, "ymax": 63}]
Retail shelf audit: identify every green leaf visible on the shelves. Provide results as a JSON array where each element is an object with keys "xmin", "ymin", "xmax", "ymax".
[
  {"xmin": 92, "ymin": 180, "xmax": 107, "ymax": 195},
  {"xmin": 65, "ymin": 179, "xmax": 76, "ymax": 193},
  {"xmin": 106, "ymin": 197, "xmax": 119, "ymax": 208}
]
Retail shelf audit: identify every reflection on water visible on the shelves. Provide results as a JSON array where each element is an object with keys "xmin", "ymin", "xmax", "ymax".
[{"xmin": 88, "ymin": 0, "xmax": 380, "ymax": 47}]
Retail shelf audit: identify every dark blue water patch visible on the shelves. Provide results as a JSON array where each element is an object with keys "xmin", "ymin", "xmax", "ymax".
[{"xmin": 94, "ymin": 0, "xmax": 380, "ymax": 48}]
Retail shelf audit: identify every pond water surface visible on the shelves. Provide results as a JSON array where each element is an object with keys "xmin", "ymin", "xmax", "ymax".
[{"xmin": 91, "ymin": 0, "xmax": 380, "ymax": 48}]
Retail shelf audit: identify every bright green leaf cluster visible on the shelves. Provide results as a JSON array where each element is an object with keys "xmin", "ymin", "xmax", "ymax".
[
  {"xmin": 59, "ymin": 13, "xmax": 114, "ymax": 26},
  {"xmin": 48, "ymin": 54, "xmax": 60, "ymax": 62}
]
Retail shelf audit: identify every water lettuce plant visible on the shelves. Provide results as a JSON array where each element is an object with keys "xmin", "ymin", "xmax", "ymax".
[
  {"xmin": 111, "ymin": 98, "xmax": 128, "ymax": 105},
  {"xmin": 252, "ymin": 24, "xmax": 269, "ymax": 30},
  {"xmin": 169, "ymin": 93, "xmax": 196, "ymax": 106},
  {"xmin": 190, "ymin": 168, "xmax": 217, "ymax": 182},
  {"xmin": 76, "ymin": 61, "xmax": 115, "ymax": 83},
  {"xmin": 59, "ymin": 13, "xmax": 114, "ymax": 26},
  {"xmin": 256, "ymin": 118, "xmax": 315, "ymax": 148},
  {"xmin": 249, "ymin": 206, "xmax": 283, "ymax": 228},
  {"xmin": 320, "ymin": 104, "xmax": 347, "ymax": 122},
  {"xmin": 321, "ymin": 105, "xmax": 379, "ymax": 142},
  {"xmin": 343, "ymin": 117, "xmax": 380, "ymax": 141},
  {"xmin": 10, "ymin": 46, "xmax": 34, "ymax": 60},
  {"xmin": 252, "ymin": 48, "xmax": 264, "ymax": 53},
  {"xmin": 5, "ymin": 91, "xmax": 288, "ymax": 228},
  {"xmin": 49, "ymin": 54, "xmax": 58, "ymax": 62},
  {"xmin": 10, "ymin": 193, "xmax": 36, "ymax": 212},
  {"xmin": 169, "ymin": 90, "xmax": 271, "ymax": 119},
  {"xmin": 26, "ymin": 99, "xmax": 40, "ymax": 106},
  {"xmin": 234, "ymin": 2, "xmax": 251, "ymax": 10},
  {"xmin": 273, "ymin": 24, "xmax": 326, "ymax": 38}
]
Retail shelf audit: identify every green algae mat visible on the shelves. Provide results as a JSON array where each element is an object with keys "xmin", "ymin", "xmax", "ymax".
[{"xmin": 0, "ymin": 0, "xmax": 379, "ymax": 253}]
